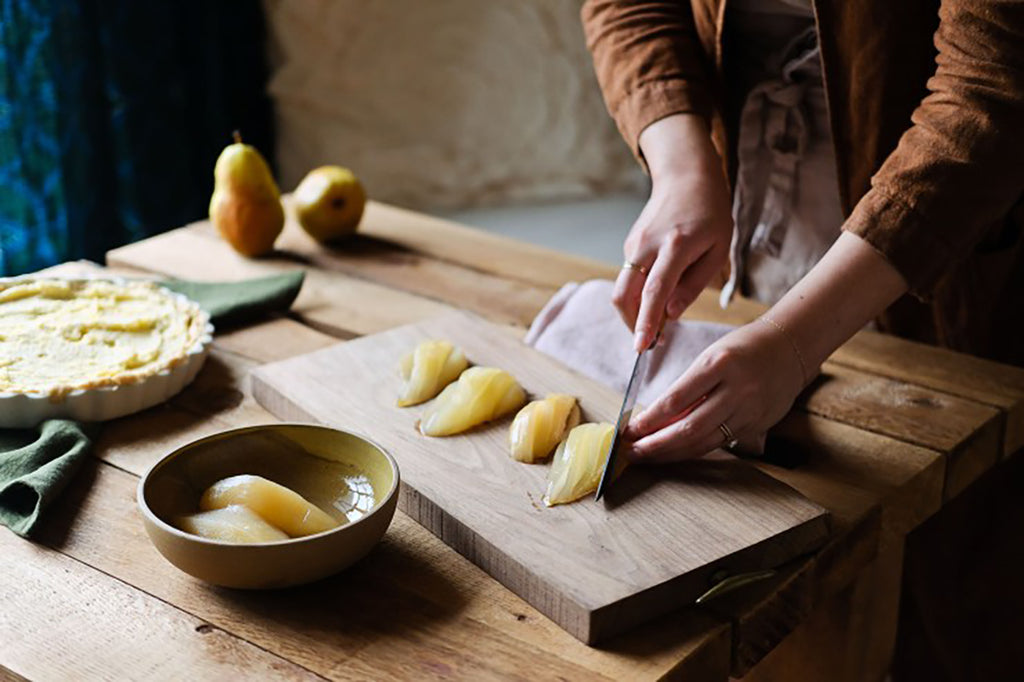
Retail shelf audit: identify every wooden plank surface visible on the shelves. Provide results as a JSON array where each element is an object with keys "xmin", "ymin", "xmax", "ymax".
[
  {"xmin": 107, "ymin": 224, "xmax": 1008, "ymax": 494},
  {"xmin": 0, "ymin": 525, "xmax": 317, "ymax": 682},
  {"xmin": 3, "ymin": 275, "xmax": 731, "ymax": 680},
  {"xmin": 250, "ymin": 312, "xmax": 829, "ymax": 644},
  {"xmin": 106, "ymin": 205, "xmax": 1024, "ymax": 468},
  {"xmin": 833, "ymin": 332, "xmax": 1024, "ymax": 457},
  {"xmin": 349, "ymin": 200, "xmax": 620, "ymax": 290},
  {"xmin": 32, "ymin": 201, "xmax": 1013, "ymax": 678},
  {"xmin": 39, "ymin": 393, "xmax": 735, "ymax": 681},
  {"xmin": 101, "ymin": 209, "xmax": 1016, "ymax": 676},
  {"xmin": 801, "ymin": 363, "xmax": 1001, "ymax": 499}
]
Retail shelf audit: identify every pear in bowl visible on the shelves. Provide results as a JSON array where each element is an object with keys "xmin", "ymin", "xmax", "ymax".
[{"xmin": 138, "ymin": 423, "xmax": 399, "ymax": 589}]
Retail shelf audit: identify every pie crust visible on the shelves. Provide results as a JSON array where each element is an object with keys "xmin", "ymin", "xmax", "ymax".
[{"xmin": 0, "ymin": 277, "xmax": 213, "ymax": 427}]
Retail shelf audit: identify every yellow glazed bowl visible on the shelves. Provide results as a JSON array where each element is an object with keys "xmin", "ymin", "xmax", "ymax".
[{"xmin": 137, "ymin": 423, "xmax": 400, "ymax": 589}]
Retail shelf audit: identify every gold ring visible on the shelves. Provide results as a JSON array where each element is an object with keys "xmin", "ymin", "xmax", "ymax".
[
  {"xmin": 623, "ymin": 260, "xmax": 649, "ymax": 276},
  {"xmin": 718, "ymin": 422, "xmax": 738, "ymax": 449}
]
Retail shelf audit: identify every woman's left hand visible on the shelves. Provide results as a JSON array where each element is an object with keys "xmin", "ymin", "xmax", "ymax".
[{"xmin": 623, "ymin": 319, "xmax": 807, "ymax": 462}]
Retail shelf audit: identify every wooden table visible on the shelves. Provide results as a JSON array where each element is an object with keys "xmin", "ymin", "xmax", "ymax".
[{"xmin": 3, "ymin": 200, "xmax": 1023, "ymax": 681}]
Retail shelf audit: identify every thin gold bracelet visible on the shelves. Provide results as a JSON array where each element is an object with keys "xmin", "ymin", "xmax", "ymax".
[{"xmin": 759, "ymin": 315, "xmax": 810, "ymax": 387}]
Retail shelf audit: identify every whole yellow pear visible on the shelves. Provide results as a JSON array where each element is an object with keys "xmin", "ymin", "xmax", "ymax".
[
  {"xmin": 293, "ymin": 166, "xmax": 366, "ymax": 242},
  {"xmin": 209, "ymin": 133, "xmax": 284, "ymax": 257}
]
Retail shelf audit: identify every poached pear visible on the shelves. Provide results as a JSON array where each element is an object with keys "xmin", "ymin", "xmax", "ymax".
[
  {"xmin": 209, "ymin": 132, "xmax": 284, "ymax": 257},
  {"xmin": 293, "ymin": 166, "xmax": 366, "ymax": 242}
]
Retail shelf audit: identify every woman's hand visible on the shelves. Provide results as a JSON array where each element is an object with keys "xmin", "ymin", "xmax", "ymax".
[
  {"xmin": 615, "ymin": 114, "xmax": 733, "ymax": 352},
  {"xmin": 623, "ymin": 319, "xmax": 805, "ymax": 461},
  {"xmin": 622, "ymin": 230, "xmax": 910, "ymax": 463}
]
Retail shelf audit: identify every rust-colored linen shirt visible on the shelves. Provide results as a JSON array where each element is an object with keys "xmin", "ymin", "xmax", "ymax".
[{"xmin": 582, "ymin": 0, "xmax": 1024, "ymax": 364}]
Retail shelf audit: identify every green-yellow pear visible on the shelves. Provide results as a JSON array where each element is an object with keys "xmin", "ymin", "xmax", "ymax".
[
  {"xmin": 293, "ymin": 166, "xmax": 366, "ymax": 243},
  {"xmin": 209, "ymin": 132, "xmax": 285, "ymax": 257}
]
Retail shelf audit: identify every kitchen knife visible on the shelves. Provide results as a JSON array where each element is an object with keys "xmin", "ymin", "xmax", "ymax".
[{"xmin": 594, "ymin": 340, "xmax": 655, "ymax": 501}]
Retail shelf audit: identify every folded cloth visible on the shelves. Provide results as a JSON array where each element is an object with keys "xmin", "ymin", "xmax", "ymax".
[
  {"xmin": 0, "ymin": 271, "xmax": 306, "ymax": 538},
  {"xmin": 161, "ymin": 271, "xmax": 305, "ymax": 326},
  {"xmin": 525, "ymin": 279, "xmax": 764, "ymax": 454},
  {"xmin": 0, "ymin": 420, "xmax": 93, "ymax": 537}
]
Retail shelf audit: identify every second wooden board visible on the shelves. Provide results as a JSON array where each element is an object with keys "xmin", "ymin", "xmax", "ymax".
[{"xmin": 251, "ymin": 311, "xmax": 830, "ymax": 643}]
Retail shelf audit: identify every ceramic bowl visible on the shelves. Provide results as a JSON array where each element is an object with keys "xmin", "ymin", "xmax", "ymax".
[{"xmin": 138, "ymin": 423, "xmax": 400, "ymax": 588}]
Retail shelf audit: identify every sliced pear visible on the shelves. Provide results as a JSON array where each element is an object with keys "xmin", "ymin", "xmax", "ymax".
[
  {"xmin": 199, "ymin": 474, "xmax": 339, "ymax": 537},
  {"xmin": 509, "ymin": 394, "xmax": 581, "ymax": 463},
  {"xmin": 397, "ymin": 339, "xmax": 469, "ymax": 407},
  {"xmin": 176, "ymin": 505, "xmax": 289, "ymax": 544},
  {"xmin": 420, "ymin": 366, "xmax": 526, "ymax": 436},
  {"xmin": 544, "ymin": 422, "xmax": 615, "ymax": 506}
]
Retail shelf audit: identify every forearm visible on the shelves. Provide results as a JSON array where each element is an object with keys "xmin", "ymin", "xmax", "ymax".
[
  {"xmin": 766, "ymin": 231, "xmax": 908, "ymax": 380},
  {"xmin": 638, "ymin": 113, "xmax": 721, "ymax": 182}
]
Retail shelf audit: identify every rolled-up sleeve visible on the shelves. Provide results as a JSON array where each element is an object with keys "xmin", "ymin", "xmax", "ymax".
[
  {"xmin": 843, "ymin": 0, "xmax": 1024, "ymax": 298},
  {"xmin": 581, "ymin": 0, "xmax": 715, "ymax": 168}
]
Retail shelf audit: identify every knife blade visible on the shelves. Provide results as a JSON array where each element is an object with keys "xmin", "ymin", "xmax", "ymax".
[{"xmin": 594, "ymin": 345, "xmax": 652, "ymax": 501}]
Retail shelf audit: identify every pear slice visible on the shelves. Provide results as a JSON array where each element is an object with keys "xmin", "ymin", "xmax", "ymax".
[
  {"xmin": 420, "ymin": 367, "xmax": 526, "ymax": 436},
  {"xmin": 544, "ymin": 422, "xmax": 615, "ymax": 506},
  {"xmin": 509, "ymin": 394, "xmax": 581, "ymax": 463},
  {"xmin": 199, "ymin": 474, "xmax": 339, "ymax": 538},
  {"xmin": 397, "ymin": 339, "xmax": 469, "ymax": 407},
  {"xmin": 176, "ymin": 505, "xmax": 289, "ymax": 544}
]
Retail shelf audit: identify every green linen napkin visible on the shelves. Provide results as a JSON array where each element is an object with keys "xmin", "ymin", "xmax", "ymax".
[
  {"xmin": 0, "ymin": 420, "xmax": 94, "ymax": 537},
  {"xmin": 161, "ymin": 271, "xmax": 305, "ymax": 326},
  {"xmin": 0, "ymin": 271, "xmax": 305, "ymax": 537}
]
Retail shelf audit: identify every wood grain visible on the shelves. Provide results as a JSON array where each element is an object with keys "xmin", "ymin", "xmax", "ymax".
[
  {"xmin": 91, "ymin": 201, "xmax": 1022, "ymax": 678},
  {"xmin": 801, "ymin": 363, "xmax": 1001, "ymax": 499},
  {"xmin": 0, "ymin": 526, "xmax": 317, "ymax": 681},
  {"xmin": 250, "ymin": 311, "xmax": 829, "ymax": 643},
  {"xmin": 34, "ymin": 459, "xmax": 732, "ymax": 682},
  {"xmin": 107, "ymin": 226, "xmax": 1011, "ymax": 493},
  {"xmin": 54, "ymin": 322, "xmax": 736, "ymax": 679},
  {"xmin": 353, "ymin": 200, "xmax": 620, "ymax": 289},
  {"xmin": 89, "ymin": 335, "xmax": 773, "ymax": 674},
  {"xmin": 213, "ymin": 317, "xmax": 339, "ymax": 364},
  {"xmin": 107, "ymin": 227, "xmax": 453, "ymax": 338},
  {"xmin": 269, "ymin": 215, "xmax": 557, "ymax": 327},
  {"xmin": 833, "ymin": 330, "xmax": 1024, "ymax": 456}
]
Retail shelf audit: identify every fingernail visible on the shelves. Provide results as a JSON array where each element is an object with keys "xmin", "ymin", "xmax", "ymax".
[{"xmin": 633, "ymin": 331, "xmax": 647, "ymax": 352}]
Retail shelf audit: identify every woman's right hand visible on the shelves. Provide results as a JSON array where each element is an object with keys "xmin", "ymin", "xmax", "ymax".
[{"xmin": 615, "ymin": 114, "xmax": 734, "ymax": 352}]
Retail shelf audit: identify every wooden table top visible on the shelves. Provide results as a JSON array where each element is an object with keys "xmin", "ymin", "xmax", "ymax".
[{"xmin": 4, "ymin": 200, "xmax": 1023, "ymax": 681}]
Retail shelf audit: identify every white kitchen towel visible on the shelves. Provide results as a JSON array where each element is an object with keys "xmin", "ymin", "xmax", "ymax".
[{"xmin": 524, "ymin": 279, "xmax": 737, "ymax": 412}]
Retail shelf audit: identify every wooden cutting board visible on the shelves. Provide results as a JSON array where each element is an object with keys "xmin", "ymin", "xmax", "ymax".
[{"xmin": 251, "ymin": 311, "xmax": 830, "ymax": 644}]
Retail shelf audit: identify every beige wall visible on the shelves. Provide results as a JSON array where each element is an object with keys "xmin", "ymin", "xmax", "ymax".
[{"xmin": 263, "ymin": 0, "xmax": 645, "ymax": 211}]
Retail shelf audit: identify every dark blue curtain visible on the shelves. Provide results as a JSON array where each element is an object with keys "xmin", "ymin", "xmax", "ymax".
[{"xmin": 0, "ymin": 0, "xmax": 274, "ymax": 275}]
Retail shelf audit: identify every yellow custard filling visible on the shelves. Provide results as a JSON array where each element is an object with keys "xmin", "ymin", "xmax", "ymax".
[{"xmin": 0, "ymin": 279, "xmax": 208, "ymax": 398}]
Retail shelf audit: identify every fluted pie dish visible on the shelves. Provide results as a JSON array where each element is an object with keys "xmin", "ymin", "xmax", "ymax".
[{"xmin": 0, "ymin": 277, "xmax": 212, "ymax": 428}]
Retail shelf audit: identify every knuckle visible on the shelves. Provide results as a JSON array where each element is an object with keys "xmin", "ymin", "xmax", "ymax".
[
  {"xmin": 643, "ymin": 279, "xmax": 666, "ymax": 299},
  {"xmin": 677, "ymin": 418, "xmax": 698, "ymax": 440},
  {"xmin": 709, "ymin": 347, "xmax": 737, "ymax": 369},
  {"xmin": 665, "ymin": 230, "xmax": 688, "ymax": 251}
]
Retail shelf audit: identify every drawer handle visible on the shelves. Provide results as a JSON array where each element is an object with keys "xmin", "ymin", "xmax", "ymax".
[{"xmin": 695, "ymin": 569, "xmax": 777, "ymax": 604}]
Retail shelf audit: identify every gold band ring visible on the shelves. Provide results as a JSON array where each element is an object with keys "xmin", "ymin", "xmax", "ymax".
[
  {"xmin": 623, "ymin": 260, "xmax": 649, "ymax": 277},
  {"xmin": 718, "ymin": 422, "xmax": 739, "ymax": 450}
]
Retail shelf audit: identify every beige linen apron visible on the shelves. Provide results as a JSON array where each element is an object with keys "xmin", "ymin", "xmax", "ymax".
[{"xmin": 719, "ymin": 0, "xmax": 845, "ymax": 308}]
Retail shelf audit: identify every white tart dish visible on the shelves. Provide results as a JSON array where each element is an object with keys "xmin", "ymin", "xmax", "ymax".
[{"xmin": 0, "ymin": 277, "xmax": 213, "ymax": 428}]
